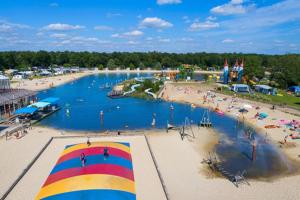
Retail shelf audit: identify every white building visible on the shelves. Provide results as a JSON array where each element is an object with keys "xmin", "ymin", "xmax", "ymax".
[{"xmin": 0, "ymin": 75, "xmax": 10, "ymax": 90}]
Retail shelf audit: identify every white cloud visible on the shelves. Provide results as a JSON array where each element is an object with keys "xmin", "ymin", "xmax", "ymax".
[
  {"xmin": 0, "ymin": 21, "xmax": 30, "ymax": 32},
  {"xmin": 43, "ymin": 23, "xmax": 85, "ymax": 31},
  {"xmin": 180, "ymin": 37, "xmax": 194, "ymax": 42},
  {"xmin": 189, "ymin": 20, "xmax": 219, "ymax": 31},
  {"xmin": 127, "ymin": 41, "xmax": 139, "ymax": 45},
  {"xmin": 124, "ymin": 30, "xmax": 144, "ymax": 37},
  {"xmin": 158, "ymin": 38, "xmax": 171, "ymax": 43},
  {"xmin": 157, "ymin": 0, "xmax": 181, "ymax": 5},
  {"xmin": 182, "ymin": 16, "xmax": 191, "ymax": 23},
  {"xmin": 106, "ymin": 13, "xmax": 122, "ymax": 18},
  {"xmin": 49, "ymin": 2, "xmax": 59, "ymax": 7},
  {"xmin": 146, "ymin": 37, "xmax": 153, "ymax": 41},
  {"xmin": 221, "ymin": 0, "xmax": 300, "ymax": 31},
  {"xmin": 50, "ymin": 33, "xmax": 67, "ymax": 39},
  {"xmin": 111, "ymin": 30, "xmax": 143, "ymax": 38},
  {"xmin": 206, "ymin": 16, "xmax": 217, "ymax": 21},
  {"xmin": 211, "ymin": 0, "xmax": 254, "ymax": 15},
  {"xmin": 54, "ymin": 36, "xmax": 110, "ymax": 46},
  {"xmin": 36, "ymin": 32, "xmax": 44, "ymax": 37},
  {"xmin": 94, "ymin": 25, "xmax": 113, "ymax": 31},
  {"xmin": 111, "ymin": 33, "xmax": 121, "ymax": 38},
  {"xmin": 222, "ymin": 39, "xmax": 234, "ymax": 43},
  {"xmin": 140, "ymin": 17, "xmax": 173, "ymax": 29}
]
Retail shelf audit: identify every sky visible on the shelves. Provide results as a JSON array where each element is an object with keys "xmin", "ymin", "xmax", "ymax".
[{"xmin": 0, "ymin": 0, "xmax": 299, "ymax": 54}]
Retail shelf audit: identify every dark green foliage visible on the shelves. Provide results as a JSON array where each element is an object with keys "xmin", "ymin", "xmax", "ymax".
[{"xmin": 0, "ymin": 51, "xmax": 300, "ymax": 88}]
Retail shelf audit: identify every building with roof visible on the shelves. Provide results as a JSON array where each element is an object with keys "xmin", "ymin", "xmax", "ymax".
[
  {"xmin": 0, "ymin": 75, "xmax": 10, "ymax": 91},
  {"xmin": 0, "ymin": 75, "xmax": 36, "ymax": 120}
]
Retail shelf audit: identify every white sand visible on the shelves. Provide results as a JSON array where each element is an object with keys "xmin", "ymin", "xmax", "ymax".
[
  {"xmin": 11, "ymin": 71, "xmax": 94, "ymax": 92},
  {"xmin": 10, "ymin": 70, "xmax": 221, "ymax": 92},
  {"xmin": 148, "ymin": 128, "xmax": 300, "ymax": 200},
  {"xmin": 2, "ymin": 128, "xmax": 167, "ymax": 200},
  {"xmin": 2, "ymin": 79, "xmax": 300, "ymax": 200},
  {"xmin": 1, "ymin": 125, "xmax": 300, "ymax": 200},
  {"xmin": 161, "ymin": 82, "xmax": 300, "ymax": 161}
]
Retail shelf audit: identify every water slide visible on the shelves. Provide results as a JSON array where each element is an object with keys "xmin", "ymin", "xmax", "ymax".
[
  {"xmin": 145, "ymin": 88, "xmax": 157, "ymax": 99},
  {"xmin": 123, "ymin": 84, "xmax": 141, "ymax": 96}
]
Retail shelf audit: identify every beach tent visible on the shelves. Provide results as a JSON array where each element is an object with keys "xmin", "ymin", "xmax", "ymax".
[
  {"xmin": 288, "ymin": 86, "xmax": 300, "ymax": 94},
  {"xmin": 231, "ymin": 84, "xmax": 250, "ymax": 93},
  {"xmin": 15, "ymin": 107, "xmax": 38, "ymax": 115},
  {"xmin": 254, "ymin": 85, "xmax": 274, "ymax": 95},
  {"xmin": 40, "ymin": 97, "xmax": 59, "ymax": 104},
  {"xmin": 28, "ymin": 102, "xmax": 50, "ymax": 109}
]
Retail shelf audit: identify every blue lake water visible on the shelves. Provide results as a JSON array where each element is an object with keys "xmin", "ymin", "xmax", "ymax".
[{"xmin": 38, "ymin": 73, "xmax": 296, "ymax": 178}]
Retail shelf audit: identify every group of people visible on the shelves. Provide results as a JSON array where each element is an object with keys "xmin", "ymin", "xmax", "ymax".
[{"xmin": 79, "ymin": 139, "xmax": 110, "ymax": 167}]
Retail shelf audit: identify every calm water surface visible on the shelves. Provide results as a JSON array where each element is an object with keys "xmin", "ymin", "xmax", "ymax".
[{"xmin": 38, "ymin": 73, "xmax": 295, "ymax": 178}]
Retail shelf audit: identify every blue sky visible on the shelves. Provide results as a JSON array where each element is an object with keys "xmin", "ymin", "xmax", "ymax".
[{"xmin": 0, "ymin": 0, "xmax": 299, "ymax": 54}]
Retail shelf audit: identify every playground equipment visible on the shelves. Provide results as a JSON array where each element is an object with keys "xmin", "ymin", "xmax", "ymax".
[
  {"xmin": 199, "ymin": 108, "xmax": 212, "ymax": 127},
  {"xmin": 35, "ymin": 142, "xmax": 136, "ymax": 200},
  {"xmin": 223, "ymin": 59, "xmax": 244, "ymax": 84},
  {"xmin": 179, "ymin": 65, "xmax": 195, "ymax": 80},
  {"xmin": 202, "ymin": 152, "xmax": 249, "ymax": 187},
  {"xmin": 179, "ymin": 117, "xmax": 195, "ymax": 140}
]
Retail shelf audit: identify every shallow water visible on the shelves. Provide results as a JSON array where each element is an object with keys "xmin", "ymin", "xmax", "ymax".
[{"xmin": 38, "ymin": 73, "xmax": 296, "ymax": 178}]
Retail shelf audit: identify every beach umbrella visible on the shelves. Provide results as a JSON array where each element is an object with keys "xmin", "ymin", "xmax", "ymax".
[{"xmin": 239, "ymin": 108, "xmax": 248, "ymax": 113}]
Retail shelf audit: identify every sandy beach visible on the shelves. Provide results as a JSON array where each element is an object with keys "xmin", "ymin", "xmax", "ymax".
[
  {"xmin": 1, "ymin": 77, "xmax": 300, "ymax": 200},
  {"xmin": 10, "ymin": 71, "xmax": 95, "ymax": 92},
  {"xmin": 160, "ymin": 82, "xmax": 300, "ymax": 162},
  {"xmin": 1, "ymin": 125, "xmax": 300, "ymax": 200},
  {"xmin": 10, "ymin": 70, "xmax": 221, "ymax": 92}
]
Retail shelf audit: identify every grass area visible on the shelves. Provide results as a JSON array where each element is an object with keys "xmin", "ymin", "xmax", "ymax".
[
  {"xmin": 130, "ymin": 91, "xmax": 154, "ymax": 100},
  {"xmin": 217, "ymin": 87, "xmax": 300, "ymax": 110},
  {"xmin": 121, "ymin": 79, "xmax": 162, "ymax": 100}
]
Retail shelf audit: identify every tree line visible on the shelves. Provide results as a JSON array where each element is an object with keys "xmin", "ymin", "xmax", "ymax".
[{"xmin": 0, "ymin": 51, "xmax": 299, "ymax": 88}]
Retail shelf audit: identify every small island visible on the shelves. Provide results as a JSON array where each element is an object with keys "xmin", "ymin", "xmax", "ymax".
[{"xmin": 108, "ymin": 76, "xmax": 163, "ymax": 99}]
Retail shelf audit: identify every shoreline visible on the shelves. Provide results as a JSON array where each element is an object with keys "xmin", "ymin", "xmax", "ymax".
[
  {"xmin": 160, "ymin": 82, "xmax": 300, "ymax": 163},
  {"xmin": 10, "ymin": 69, "xmax": 221, "ymax": 92}
]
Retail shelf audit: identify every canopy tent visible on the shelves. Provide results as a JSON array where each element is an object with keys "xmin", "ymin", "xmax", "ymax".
[
  {"xmin": 40, "ymin": 97, "xmax": 59, "ymax": 104},
  {"xmin": 288, "ymin": 86, "xmax": 300, "ymax": 93},
  {"xmin": 28, "ymin": 102, "xmax": 50, "ymax": 109},
  {"xmin": 15, "ymin": 107, "xmax": 38, "ymax": 115},
  {"xmin": 231, "ymin": 84, "xmax": 250, "ymax": 93},
  {"xmin": 254, "ymin": 85, "xmax": 274, "ymax": 95}
]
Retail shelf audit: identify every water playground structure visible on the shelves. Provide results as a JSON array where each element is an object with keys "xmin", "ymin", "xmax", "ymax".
[
  {"xmin": 35, "ymin": 141, "xmax": 136, "ymax": 200},
  {"xmin": 223, "ymin": 59, "xmax": 245, "ymax": 84}
]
